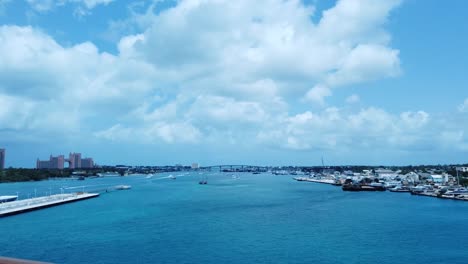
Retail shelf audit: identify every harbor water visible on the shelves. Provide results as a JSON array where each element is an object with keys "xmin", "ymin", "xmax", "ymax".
[{"xmin": 1, "ymin": 173, "xmax": 467, "ymax": 264}]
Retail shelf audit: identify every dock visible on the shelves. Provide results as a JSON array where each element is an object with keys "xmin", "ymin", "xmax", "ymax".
[
  {"xmin": 293, "ymin": 177, "xmax": 337, "ymax": 185},
  {"xmin": 411, "ymin": 191, "xmax": 468, "ymax": 201},
  {"xmin": 0, "ymin": 192, "xmax": 99, "ymax": 217}
]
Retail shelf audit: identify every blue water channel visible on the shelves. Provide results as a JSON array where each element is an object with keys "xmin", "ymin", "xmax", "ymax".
[{"xmin": 1, "ymin": 172, "xmax": 467, "ymax": 264}]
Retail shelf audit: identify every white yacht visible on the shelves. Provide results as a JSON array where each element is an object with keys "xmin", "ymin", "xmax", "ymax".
[
  {"xmin": 0, "ymin": 195, "xmax": 18, "ymax": 203},
  {"xmin": 115, "ymin": 185, "xmax": 131, "ymax": 190}
]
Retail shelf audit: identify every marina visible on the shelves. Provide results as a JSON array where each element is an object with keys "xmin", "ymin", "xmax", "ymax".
[{"xmin": 293, "ymin": 171, "xmax": 468, "ymax": 201}]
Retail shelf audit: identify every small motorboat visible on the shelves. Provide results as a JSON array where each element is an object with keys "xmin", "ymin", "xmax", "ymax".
[
  {"xmin": 115, "ymin": 185, "xmax": 131, "ymax": 190},
  {"xmin": 0, "ymin": 195, "xmax": 18, "ymax": 203}
]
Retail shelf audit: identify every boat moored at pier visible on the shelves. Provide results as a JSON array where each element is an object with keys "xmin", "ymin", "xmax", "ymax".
[{"xmin": 0, "ymin": 195, "xmax": 18, "ymax": 203}]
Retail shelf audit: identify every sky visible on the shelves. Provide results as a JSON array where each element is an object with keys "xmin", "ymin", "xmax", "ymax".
[{"xmin": 0, "ymin": 0, "xmax": 467, "ymax": 167}]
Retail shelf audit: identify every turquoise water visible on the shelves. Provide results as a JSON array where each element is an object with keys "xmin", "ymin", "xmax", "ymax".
[{"xmin": 1, "ymin": 173, "xmax": 467, "ymax": 264}]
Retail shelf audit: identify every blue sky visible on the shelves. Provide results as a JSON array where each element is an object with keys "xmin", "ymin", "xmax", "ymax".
[{"xmin": 0, "ymin": 0, "xmax": 467, "ymax": 167}]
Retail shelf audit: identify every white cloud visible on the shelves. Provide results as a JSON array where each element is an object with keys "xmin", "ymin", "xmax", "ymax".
[
  {"xmin": 117, "ymin": 0, "xmax": 401, "ymax": 104},
  {"xmin": 26, "ymin": 0, "xmax": 113, "ymax": 13},
  {"xmin": 94, "ymin": 122, "xmax": 201, "ymax": 144},
  {"xmin": 458, "ymin": 98, "xmax": 468, "ymax": 112},
  {"xmin": 7, "ymin": 0, "xmax": 466, "ymax": 158},
  {"xmin": 188, "ymin": 95, "xmax": 268, "ymax": 124},
  {"xmin": 400, "ymin": 111, "xmax": 429, "ymax": 129},
  {"xmin": 438, "ymin": 131, "xmax": 468, "ymax": 151},
  {"xmin": 326, "ymin": 44, "xmax": 400, "ymax": 86},
  {"xmin": 26, "ymin": 0, "xmax": 54, "ymax": 12},
  {"xmin": 80, "ymin": 0, "xmax": 113, "ymax": 9},
  {"xmin": 318, "ymin": 0, "xmax": 401, "ymax": 44},
  {"xmin": 257, "ymin": 107, "xmax": 434, "ymax": 151},
  {"xmin": 346, "ymin": 94, "xmax": 360, "ymax": 104},
  {"xmin": 304, "ymin": 85, "xmax": 332, "ymax": 105},
  {"xmin": 0, "ymin": 94, "xmax": 37, "ymax": 130},
  {"xmin": 0, "ymin": 25, "xmax": 162, "ymax": 139}
]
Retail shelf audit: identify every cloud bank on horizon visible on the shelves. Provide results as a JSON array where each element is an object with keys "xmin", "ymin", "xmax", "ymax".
[{"xmin": 0, "ymin": 0, "xmax": 467, "ymax": 166}]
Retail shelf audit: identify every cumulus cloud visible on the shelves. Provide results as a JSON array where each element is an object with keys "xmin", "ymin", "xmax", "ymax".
[
  {"xmin": 458, "ymin": 98, "xmax": 468, "ymax": 112},
  {"xmin": 94, "ymin": 122, "xmax": 201, "ymax": 144},
  {"xmin": 26, "ymin": 0, "xmax": 113, "ymax": 13},
  {"xmin": 188, "ymin": 95, "xmax": 268, "ymax": 124},
  {"xmin": 257, "ymin": 107, "xmax": 434, "ymax": 151},
  {"xmin": 6, "ymin": 0, "xmax": 465, "ymax": 158},
  {"xmin": 79, "ymin": 0, "xmax": 113, "ymax": 9},
  {"xmin": 116, "ymin": 0, "xmax": 401, "ymax": 104},
  {"xmin": 346, "ymin": 94, "xmax": 360, "ymax": 104},
  {"xmin": 0, "ymin": 25, "xmax": 160, "ymax": 137},
  {"xmin": 438, "ymin": 131, "xmax": 468, "ymax": 151},
  {"xmin": 0, "ymin": 94, "xmax": 37, "ymax": 130},
  {"xmin": 304, "ymin": 85, "xmax": 332, "ymax": 105},
  {"xmin": 26, "ymin": 0, "xmax": 54, "ymax": 12},
  {"xmin": 326, "ymin": 44, "xmax": 400, "ymax": 86}
]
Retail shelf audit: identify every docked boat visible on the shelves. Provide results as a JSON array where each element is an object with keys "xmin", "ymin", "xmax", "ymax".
[
  {"xmin": 342, "ymin": 183, "xmax": 362, "ymax": 191},
  {"xmin": 410, "ymin": 185, "xmax": 433, "ymax": 194},
  {"xmin": 438, "ymin": 187, "xmax": 468, "ymax": 197},
  {"xmin": 97, "ymin": 172, "xmax": 121, "ymax": 177},
  {"xmin": 366, "ymin": 182, "xmax": 386, "ymax": 191},
  {"xmin": 359, "ymin": 185, "xmax": 386, "ymax": 191},
  {"xmin": 331, "ymin": 179, "xmax": 343, "ymax": 186},
  {"xmin": 0, "ymin": 195, "xmax": 18, "ymax": 203},
  {"xmin": 389, "ymin": 186, "xmax": 411, "ymax": 192},
  {"xmin": 342, "ymin": 181, "xmax": 386, "ymax": 192},
  {"xmin": 293, "ymin": 177, "xmax": 307, "ymax": 181}
]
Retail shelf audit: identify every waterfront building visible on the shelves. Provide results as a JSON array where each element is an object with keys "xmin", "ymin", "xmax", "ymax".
[
  {"xmin": 458, "ymin": 167, "xmax": 468, "ymax": 172},
  {"xmin": 191, "ymin": 163, "xmax": 199, "ymax": 169},
  {"xmin": 37, "ymin": 152, "xmax": 94, "ymax": 169},
  {"xmin": 36, "ymin": 155, "xmax": 65, "ymax": 169},
  {"xmin": 50, "ymin": 155, "xmax": 65, "ymax": 169},
  {"xmin": 81, "ymin": 158, "xmax": 94, "ymax": 168},
  {"xmin": 375, "ymin": 169, "xmax": 397, "ymax": 178},
  {"xmin": 0, "ymin": 148, "xmax": 5, "ymax": 169},
  {"xmin": 68, "ymin": 153, "xmax": 82, "ymax": 169},
  {"xmin": 430, "ymin": 174, "xmax": 444, "ymax": 184},
  {"xmin": 36, "ymin": 159, "xmax": 50, "ymax": 169}
]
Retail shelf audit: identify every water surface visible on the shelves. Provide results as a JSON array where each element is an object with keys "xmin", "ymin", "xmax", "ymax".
[{"xmin": 1, "ymin": 173, "xmax": 467, "ymax": 264}]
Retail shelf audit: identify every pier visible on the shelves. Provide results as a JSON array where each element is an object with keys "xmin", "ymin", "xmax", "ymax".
[
  {"xmin": 293, "ymin": 177, "xmax": 336, "ymax": 185},
  {"xmin": 0, "ymin": 192, "xmax": 99, "ymax": 217}
]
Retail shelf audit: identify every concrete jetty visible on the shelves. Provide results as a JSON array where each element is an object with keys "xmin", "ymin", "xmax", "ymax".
[
  {"xmin": 0, "ymin": 192, "xmax": 99, "ymax": 217},
  {"xmin": 293, "ymin": 177, "xmax": 337, "ymax": 185}
]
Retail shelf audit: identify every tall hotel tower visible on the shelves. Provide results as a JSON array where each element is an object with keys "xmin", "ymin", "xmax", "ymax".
[
  {"xmin": 0, "ymin": 148, "xmax": 5, "ymax": 170},
  {"xmin": 69, "ymin": 152, "xmax": 82, "ymax": 169}
]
